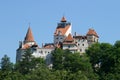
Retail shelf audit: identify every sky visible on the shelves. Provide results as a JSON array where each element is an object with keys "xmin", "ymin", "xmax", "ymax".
[{"xmin": 0, "ymin": 0, "xmax": 120, "ymax": 63}]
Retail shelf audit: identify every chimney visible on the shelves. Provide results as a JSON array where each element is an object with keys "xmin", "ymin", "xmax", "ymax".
[
  {"xmin": 74, "ymin": 32, "xmax": 76, "ymax": 36},
  {"xmin": 42, "ymin": 43, "xmax": 44, "ymax": 48},
  {"xmin": 19, "ymin": 41, "xmax": 23, "ymax": 48}
]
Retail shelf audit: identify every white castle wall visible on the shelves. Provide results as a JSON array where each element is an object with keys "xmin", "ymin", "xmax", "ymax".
[
  {"xmin": 74, "ymin": 38, "xmax": 88, "ymax": 53},
  {"xmin": 54, "ymin": 35, "xmax": 65, "ymax": 44},
  {"xmin": 32, "ymin": 48, "xmax": 54, "ymax": 68}
]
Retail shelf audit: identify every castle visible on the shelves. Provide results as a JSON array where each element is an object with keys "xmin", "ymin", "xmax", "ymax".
[{"xmin": 16, "ymin": 16, "xmax": 99, "ymax": 67}]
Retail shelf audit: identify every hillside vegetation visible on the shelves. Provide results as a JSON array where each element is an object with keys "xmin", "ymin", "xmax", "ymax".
[{"xmin": 1, "ymin": 41, "xmax": 120, "ymax": 80}]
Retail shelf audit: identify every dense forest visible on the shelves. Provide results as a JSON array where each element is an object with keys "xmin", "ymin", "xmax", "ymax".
[{"xmin": 1, "ymin": 40, "xmax": 120, "ymax": 80}]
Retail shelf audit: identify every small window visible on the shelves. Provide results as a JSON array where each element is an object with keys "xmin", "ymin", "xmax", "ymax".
[
  {"xmin": 56, "ymin": 37, "xmax": 58, "ymax": 39},
  {"xmin": 80, "ymin": 49, "xmax": 82, "ymax": 52},
  {"xmin": 78, "ymin": 44, "xmax": 80, "ymax": 46},
  {"xmin": 58, "ymin": 31, "xmax": 62, "ymax": 35},
  {"xmin": 89, "ymin": 36, "xmax": 92, "ymax": 39},
  {"xmin": 83, "ymin": 39, "xmax": 85, "ymax": 42},
  {"xmin": 40, "ymin": 51, "xmax": 43, "ymax": 54},
  {"xmin": 41, "ymin": 51, "xmax": 43, "ymax": 53},
  {"xmin": 68, "ymin": 45, "xmax": 70, "ymax": 48},
  {"xmin": 60, "ymin": 38, "xmax": 62, "ymax": 39},
  {"xmin": 82, "ymin": 44, "xmax": 84, "ymax": 46}
]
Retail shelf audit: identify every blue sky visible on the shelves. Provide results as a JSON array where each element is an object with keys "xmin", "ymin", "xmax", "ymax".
[{"xmin": 0, "ymin": 0, "xmax": 120, "ymax": 63}]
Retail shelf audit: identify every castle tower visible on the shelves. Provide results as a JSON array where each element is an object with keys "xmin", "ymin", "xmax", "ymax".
[
  {"xmin": 16, "ymin": 27, "xmax": 38, "ymax": 62},
  {"xmin": 54, "ymin": 16, "xmax": 72, "ymax": 44},
  {"xmin": 73, "ymin": 34, "xmax": 88, "ymax": 53},
  {"xmin": 86, "ymin": 28, "xmax": 99, "ymax": 46},
  {"xmin": 24, "ymin": 27, "xmax": 36, "ymax": 45}
]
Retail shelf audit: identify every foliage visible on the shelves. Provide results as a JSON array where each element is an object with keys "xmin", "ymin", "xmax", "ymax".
[
  {"xmin": 15, "ymin": 49, "xmax": 45, "ymax": 75},
  {"xmin": 0, "ymin": 54, "xmax": 13, "ymax": 71},
  {"xmin": 52, "ymin": 48, "xmax": 98, "ymax": 80},
  {"xmin": 86, "ymin": 41, "xmax": 120, "ymax": 80},
  {"xmin": 15, "ymin": 49, "xmax": 33, "ymax": 74},
  {"xmin": 1, "ymin": 40, "xmax": 120, "ymax": 79}
]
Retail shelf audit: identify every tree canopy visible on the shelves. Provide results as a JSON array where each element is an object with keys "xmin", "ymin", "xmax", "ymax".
[{"xmin": 1, "ymin": 40, "xmax": 120, "ymax": 80}]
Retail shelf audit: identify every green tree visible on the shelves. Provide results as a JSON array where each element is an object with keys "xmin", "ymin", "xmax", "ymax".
[
  {"xmin": 0, "ymin": 55, "xmax": 15, "ymax": 80},
  {"xmin": 52, "ymin": 48, "xmax": 65, "ymax": 70},
  {"xmin": 15, "ymin": 49, "xmax": 33, "ymax": 74},
  {"xmin": 68, "ymin": 71, "xmax": 88, "ymax": 80},
  {"xmin": 86, "ymin": 42, "xmax": 119, "ymax": 79},
  {"xmin": 0, "ymin": 71, "xmax": 25, "ymax": 80},
  {"xmin": 0, "ymin": 54, "xmax": 13, "ymax": 71},
  {"xmin": 25, "ymin": 65, "xmax": 55, "ymax": 80},
  {"xmin": 108, "ymin": 40, "xmax": 120, "ymax": 77},
  {"xmin": 52, "ymin": 48, "xmax": 98, "ymax": 80},
  {"xmin": 86, "ymin": 43, "xmax": 113, "ymax": 72},
  {"xmin": 15, "ymin": 48, "xmax": 45, "ymax": 75}
]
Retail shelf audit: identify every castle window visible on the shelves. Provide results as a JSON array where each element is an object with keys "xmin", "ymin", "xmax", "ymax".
[
  {"xmin": 40, "ymin": 51, "xmax": 43, "ymax": 54},
  {"xmin": 41, "ymin": 51, "xmax": 43, "ymax": 53},
  {"xmin": 68, "ymin": 45, "xmax": 70, "ymax": 48},
  {"xmin": 80, "ymin": 49, "xmax": 82, "ymax": 52},
  {"xmin": 82, "ymin": 44, "xmax": 84, "ymax": 46},
  {"xmin": 58, "ymin": 31, "xmax": 62, "ymax": 35},
  {"xmin": 83, "ymin": 39, "xmax": 85, "ymax": 42},
  {"xmin": 88, "ymin": 40, "xmax": 92, "ymax": 42}
]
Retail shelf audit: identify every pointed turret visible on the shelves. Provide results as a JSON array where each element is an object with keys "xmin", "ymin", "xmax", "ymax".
[
  {"xmin": 24, "ymin": 27, "xmax": 34, "ymax": 42},
  {"xmin": 61, "ymin": 16, "xmax": 67, "ymax": 22},
  {"xmin": 16, "ymin": 26, "xmax": 39, "ymax": 62}
]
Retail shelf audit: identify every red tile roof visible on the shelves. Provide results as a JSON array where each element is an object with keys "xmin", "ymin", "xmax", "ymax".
[
  {"xmin": 44, "ymin": 44, "xmax": 54, "ymax": 49},
  {"xmin": 54, "ymin": 25, "xmax": 70, "ymax": 35},
  {"xmin": 24, "ymin": 27, "xmax": 34, "ymax": 42},
  {"xmin": 64, "ymin": 33, "xmax": 74, "ymax": 42},
  {"xmin": 87, "ymin": 28, "xmax": 99, "ymax": 37},
  {"xmin": 63, "ymin": 34, "xmax": 75, "ymax": 45},
  {"xmin": 21, "ymin": 43, "xmax": 38, "ymax": 49},
  {"xmin": 22, "ymin": 44, "xmax": 30, "ymax": 49}
]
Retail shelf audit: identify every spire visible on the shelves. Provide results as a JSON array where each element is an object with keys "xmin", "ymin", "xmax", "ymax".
[
  {"xmin": 24, "ymin": 27, "xmax": 34, "ymax": 42},
  {"xmin": 61, "ymin": 16, "xmax": 67, "ymax": 22}
]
